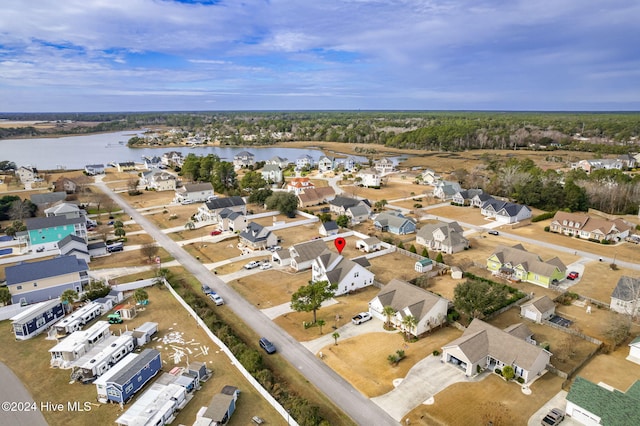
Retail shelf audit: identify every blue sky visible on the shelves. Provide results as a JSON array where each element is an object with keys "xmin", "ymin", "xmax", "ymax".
[{"xmin": 1, "ymin": 0, "xmax": 639, "ymax": 112}]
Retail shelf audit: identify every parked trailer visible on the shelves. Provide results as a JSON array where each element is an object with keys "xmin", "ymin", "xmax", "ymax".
[
  {"xmin": 95, "ymin": 349, "xmax": 162, "ymax": 404},
  {"xmin": 72, "ymin": 334, "xmax": 136, "ymax": 383},
  {"xmin": 130, "ymin": 322, "xmax": 158, "ymax": 346},
  {"xmin": 115, "ymin": 383, "xmax": 186, "ymax": 426},
  {"xmin": 49, "ymin": 321, "xmax": 111, "ymax": 368},
  {"xmin": 11, "ymin": 300, "xmax": 65, "ymax": 340},
  {"xmin": 52, "ymin": 302, "xmax": 102, "ymax": 337}
]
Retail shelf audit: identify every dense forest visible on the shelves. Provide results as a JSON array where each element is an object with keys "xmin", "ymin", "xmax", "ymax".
[{"xmin": 2, "ymin": 111, "xmax": 639, "ymax": 154}]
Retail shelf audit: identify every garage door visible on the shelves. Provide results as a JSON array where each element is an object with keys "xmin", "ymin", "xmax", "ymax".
[{"xmin": 523, "ymin": 309, "xmax": 537, "ymax": 321}]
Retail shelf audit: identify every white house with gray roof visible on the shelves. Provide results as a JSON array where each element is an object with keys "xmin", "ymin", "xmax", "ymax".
[
  {"xmin": 369, "ymin": 279, "xmax": 449, "ymax": 337},
  {"xmin": 233, "ymin": 151, "xmax": 255, "ymax": 169},
  {"xmin": 266, "ymin": 156, "xmax": 289, "ymax": 168},
  {"xmin": 260, "ymin": 163, "xmax": 283, "ymax": 184},
  {"xmin": 239, "ymin": 222, "xmax": 277, "ymax": 250},
  {"xmin": 441, "ymin": 319, "xmax": 551, "ymax": 384},
  {"xmin": 311, "ymin": 249, "xmax": 374, "ymax": 296},
  {"xmin": 416, "ymin": 221, "xmax": 468, "ymax": 254},
  {"xmin": 610, "ymin": 276, "xmax": 640, "ymax": 318},
  {"xmin": 433, "ymin": 180, "xmax": 462, "ymax": 200},
  {"xmin": 289, "ymin": 240, "xmax": 328, "ymax": 272},
  {"xmin": 174, "ymin": 182, "xmax": 214, "ymax": 204},
  {"xmin": 481, "ymin": 199, "xmax": 532, "ymax": 223},
  {"xmin": 196, "ymin": 196, "xmax": 246, "ymax": 222},
  {"xmin": 519, "ymin": 295, "xmax": 556, "ymax": 323}
]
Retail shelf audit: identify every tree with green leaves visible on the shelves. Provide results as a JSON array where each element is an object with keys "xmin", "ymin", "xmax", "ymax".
[
  {"xmin": 290, "ymin": 280, "xmax": 337, "ymax": 323},
  {"xmin": 336, "ymin": 215, "xmax": 349, "ymax": 228},
  {"xmin": 240, "ymin": 171, "xmax": 268, "ymax": 193},
  {"xmin": 113, "ymin": 220, "xmax": 124, "ymax": 228},
  {"xmin": 421, "ymin": 247, "xmax": 429, "ymax": 258},
  {"xmin": 409, "ymin": 244, "xmax": 417, "ymax": 254},
  {"xmin": 248, "ymin": 188, "xmax": 273, "ymax": 205},
  {"xmin": 382, "ymin": 305, "xmax": 396, "ymax": 328},
  {"xmin": 265, "ymin": 191, "xmax": 298, "ymax": 217},
  {"xmin": 402, "ymin": 315, "xmax": 417, "ymax": 340},
  {"xmin": 4, "ymin": 220, "xmax": 26, "ymax": 237},
  {"xmin": 134, "ymin": 288, "xmax": 149, "ymax": 304},
  {"xmin": 0, "ymin": 287, "xmax": 11, "ymax": 306},
  {"xmin": 60, "ymin": 289, "xmax": 78, "ymax": 307},
  {"xmin": 114, "ymin": 227, "xmax": 126, "ymax": 238},
  {"xmin": 81, "ymin": 281, "xmax": 111, "ymax": 301},
  {"xmin": 435, "ymin": 252, "xmax": 444, "ymax": 263},
  {"xmin": 212, "ymin": 161, "xmax": 238, "ymax": 194},
  {"xmin": 317, "ymin": 319, "xmax": 326, "ymax": 335},
  {"xmin": 502, "ymin": 365, "xmax": 515, "ymax": 381},
  {"xmin": 453, "ymin": 280, "xmax": 508, "ymax": 321},
  {"xmin": 332, "ymin": 331, "xmax": 340, "ymax": 345}
]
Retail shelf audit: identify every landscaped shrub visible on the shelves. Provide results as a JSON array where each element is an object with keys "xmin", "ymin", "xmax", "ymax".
[
  {"xmin": 494, "ymin": 368, "xmax": 502, "ymax": 376},
  {"xmin": 502, "ymin": 366, "xmax": 515, "ymax": 381},
  {"xmin": 532, "ymin": 211, "xmax": 556, "ymax": 222},
  {"xmin": 433, "ymin": 350, "xmax": 440, "ymax": 356},
  {"xmin": 477, "ymin": 365, "xmax": 482, "ymax": 374},
  {"xmin": 516, "ymin": 377, "xmax": 525, "ymax": 384},
  {"xmin": 544, "ymin": 226, "xmax": 550, "ymax": 232},
  {"xmin": 601, "ymin": 239, "xmax": 611, "ymax": 245}
]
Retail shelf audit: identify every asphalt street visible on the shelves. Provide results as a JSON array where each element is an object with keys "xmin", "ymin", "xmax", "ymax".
[
  {"xmin": 96, "ymin": 182, "xmax": 400, "ymax": 426},
  {"xmin": 0, "ymin": 362, "xmax": 48, "ymax": 426}
]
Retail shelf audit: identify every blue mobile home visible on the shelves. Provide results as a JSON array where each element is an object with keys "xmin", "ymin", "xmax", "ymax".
[
  {"xmin": 200, "ymin": 385, "xmax": 241, "ymax": 425},
  {"xmin": 103, "ymin": 349, "xmax": 162, "ymax": 404},
  {"xmin": 10, "ymin": 299, "xmax": 65, "ymax": 340}
]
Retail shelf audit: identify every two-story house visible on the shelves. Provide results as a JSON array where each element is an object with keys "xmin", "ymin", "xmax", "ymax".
[
  {"xmin": 416, "ymin": 221, "xmax": 469, "ymax": 254},
  {"xmin": 550, "ymin": 211, "xmax": 632, "ymax": 242},
  {"xmin": 373, "ymin": 211, "xmax": 417, "ymax": 235},
  {"xmin": 233, "ymin": 151, "xmax": 255, "ymax": 169},
  {"xmin": 196, "ymin": 196, "xmax": 246, "ymax": 222},
  {"xmin": 374, "ymin": 158, "xmax": 394, "ymax": 175},
  {"xmin": 174, "ymin": 182, "xmax": 215, "ymax": 204},
  {"xmin": 84, "ymin": 164, "xmax": 105, "ymax": 175},
  {"xmin": 141, "ymin": 170, "xmax": 178, "ymax": 192},
  {"xmin": 481, "ymin": 199, "xmax": 532, "ymax": 223},
  {"xmin": 239, "ymin": 222, "xmax": 278, "ymax": 250},
  {"xmin": 296, "ymin": 155, "xmax": 314, "ymax": 169},
  {"xmin": 433, "ymin": 180, "xmax": 462, "ymax": 200},
  {"xmin": 356, "ymin": 169, "xmax": 381, "ymax": 188},
  {"xmin": 286, "ymin": 177, "xmax": 315, "ymax": 195},
  {"xmin": 266, "ymin": 156, "xmax": 289, "ymax": 169},
  {"xmin": 452, "ymin": 189, "xmax": 484, "ymax": 206},
  {"xmin": 318, "ymin": 156, "xmax": 335, "ymax": 173},
  {"xmin": 610, "ymin": 276, "xmax": 640, "ymax": 318},
  {"xmin": 487, "ymin": 244, "xmax": 566, "ymax": 288},
  {"xmin": 260, "ymin": 164, "xmax": 283, "ymax": 184},
  {"xmin": 5, "ymin": 255, "xmax": 90, "ymax": 305},
  {"xmin": 311, "ymin": 249, "xmax": 374, "ymax": 296},
  {"xmin": 20, "ymin": 216, "xmax": 88, "ymax": 252}
]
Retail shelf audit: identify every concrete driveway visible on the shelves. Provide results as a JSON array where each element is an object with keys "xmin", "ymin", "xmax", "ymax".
[
  {"xmin": 528, "ymin": 390, "xmax": 581, "ymax": 426},
  {"xmin": 372, "ymin": 355, "xmax": 487, "ymax": 422},
  {"xmin": 301, "ymin": 317, "xmax": 393, "ymax": 353}
]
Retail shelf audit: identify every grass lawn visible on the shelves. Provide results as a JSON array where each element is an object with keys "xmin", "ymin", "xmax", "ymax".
[
  {"xmin": 230, "ymin": 269, "xmax": 308, "ymax": 308},
  {"xmin": 0, "ymin": 286, "xmax": 283, "ymax": 426},
  {"xmin": 88, "ymin": 247, "xmax": 172, "ymax": 270},
  {"xmin": 574, "ymin": 335, "xmax": 640, "ymax": 392},
  {"xmin": 411, "ymin": 372, "xmax": 564, "ymax": 425}
]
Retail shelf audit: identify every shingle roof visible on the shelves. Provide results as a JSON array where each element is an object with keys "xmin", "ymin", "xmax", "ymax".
[
  {"xmin": 58, "ymin": 234, "xmax": 86, "ymax": 248},
  {"xmin": 374, "ymin": 279, "xmax": 447, "ymax": 323},
  {"xmin": 6, "ymin": 255, "xmax": 89, "ymax": 285},
  {"xmin": 347, "ymin": 204, "xmax": 370, "ymax": 217},
  {"xmin": 183, "ymin": 182, "xmax": 214, "ymax": 193},
  {"xmin": 30, "ymin": 192, "xmax": 67, "ymax": 205},
  {"xmin": 611, "ymin": 276, "xmax": 640, "ymax": 301},
  {"xmin": 204, "ymin": 196, "xmax": 245, "ymax": 210},
  {"xmin": 567, "ymin": 376, "xmax": 640, "ymax": 425},
  {"xmin": 26, "ymin": 215, "xmax": 85, "ymax": 230},
  {"xmin": 290, "ymin": 240, "xmax": 327, "ymax": 263},
  {"xmin": 521, "ymin": 295, "xmax": 556, "ymax": 315},
  {"xmin": 239, "ymin": 222, "xmax": 272, "ymax": 243},
  {"xmin": 490, "ymin": 244, "xmax": 566, "ymax": 277},
  {"xmin": 321, "ymin": 221, "xmax": 339, "ymax": 231},
  {"xmin": 330, "ymin": 196, "xmax": 364, "ymax": 208}
]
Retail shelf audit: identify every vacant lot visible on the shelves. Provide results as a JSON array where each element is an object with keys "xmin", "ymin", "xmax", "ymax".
[
  {"xmin": 0, "ymin": 286, "xmax": 282, "ymax": 426},
  {"xmin": 144, "ymin": 204, "xmax": 200, "ymax": 229},
  {"xmin": 231, "ymin": 269, "xmax": 307, "ymax": 308}
]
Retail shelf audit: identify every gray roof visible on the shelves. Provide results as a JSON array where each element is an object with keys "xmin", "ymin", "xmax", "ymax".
[
  {"xmin": 330, "ymin": 196, "xmax": 370, "ymax": 209},
  {"xmin": 58, "ymin": 234, "xmax": 86, "ymax": 248},
  {"xmin": 239, "ymin": 222, "xmax": 272, "ymax": 243},
  {"xmin": 490, "ymin": 244, "xmax": 566, "ymax": 277},
  {"xmin": 611, "ymin": 276, "xmax": 640, "ymax": 301},
  {"xmin": 110, "ymin": 349, "xmax": 161, "ymax": 387},
  {"xmin": 205, "ymin": 196, "xmax": 245, "ymax": 210},
  {"xmin": 30, "ymin": 192, "xmax": 67, "ymax": 205},
  {"xmin": 261, "ymin": 164, "xmax": 281, "ymax": 172},
  {"xmin": 291, "ymin": 240, "xmax": 327, "ymax": 263},
  {"xmin": 87, "ymin": 241, "xmax": 106, "ymax": 250},
  {"xmin": 26, "ymin": 215, "xmax": 85, "ymax": 230},
  {"xmin": 315, "ymin": 249, "xmax": 361, "ymax": 285},
  {"xmin": 347, "ymin": 204, "xmax": 370, "ymax": 217},
  {"xmin": 375, "ymin": 279, "xmax": 447, "ymax": 322},
  {"xmin": 183, "ymin": 182, "xmax": 214, "ymax": 193},
  {"xmin": 374, "ymin": 212, "xmax": 416, "ymax": 229},
  {"xmin": 6, "ymin": 255, "xmax": 89, "ymax": 285},
  {"xmin": 322, "ymin": 221, "xmax": 339, "ymax": 231},
  {"xmin": 482, "ymin": 199, "xmax": 531, "ymax": 217},
  {"xmin": 521, "ymin": 295, "xmax": 556, "ymax": 315}
]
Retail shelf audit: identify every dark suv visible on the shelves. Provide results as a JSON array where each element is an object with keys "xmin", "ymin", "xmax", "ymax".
[{"xmin": 259, "ymin": 337, "xmax": 276, "ymax": 354}]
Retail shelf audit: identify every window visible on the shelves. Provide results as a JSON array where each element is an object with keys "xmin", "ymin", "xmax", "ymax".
[
  {"xmin": 33, "ymin": 283, "xmax": 37, "ymax": 287},
  {"xmin": 354, "ymin": 272, "xmax": 359, "ymax": 278},
  {"xmin": 17, "ymin": 285, "xmax": 22, "ymax": 290},
  {"xmin": 36, "ymin": 317, "xmax": 46, "ymax": 328}
]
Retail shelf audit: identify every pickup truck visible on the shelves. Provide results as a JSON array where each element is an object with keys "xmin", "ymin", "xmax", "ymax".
[
  {"xmin": 541, "ymin": 408, "xmax": 565, "ymax": 426},
  {"xmin": 351, "ymin": 312, "xmax": 372, "ymax": 325},
  {"xmin": 244, "ymin": 261, "xmax": 260, "ymax": 269}
]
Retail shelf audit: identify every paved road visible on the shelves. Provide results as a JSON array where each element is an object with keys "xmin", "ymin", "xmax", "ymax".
[
  {"xmin": 96, "ymin": 182, "xmax": 399, "ymax": 426},
  {"xmin": 0, "ymin": 362, "xmax": 48, "ymax": 426}
]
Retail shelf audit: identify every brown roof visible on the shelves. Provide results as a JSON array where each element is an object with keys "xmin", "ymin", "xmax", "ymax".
[
  {"xmin": 374, "ymin": 279, "xmax": 448, "ymax": 322},
  {"xmin": 521, "ymin": 295, "xmax": 556, "ymax": 315},
  {"xmin": 490, "ymin": 244, "xmax": 566, "ymax": 277},
  {"xmin": 552, "ymin": 211, "xmax": 632, "ymax": 235}
]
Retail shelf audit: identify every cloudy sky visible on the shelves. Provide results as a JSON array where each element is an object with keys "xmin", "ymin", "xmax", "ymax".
[{"xmin": 1, "ymin": 0, "xmax": 639, "ymax": 112}]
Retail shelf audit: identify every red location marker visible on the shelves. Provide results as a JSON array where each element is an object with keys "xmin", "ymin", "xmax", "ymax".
[{"xmin": 334, "ymin": 237, "xmax": 346, "ymax": 254}]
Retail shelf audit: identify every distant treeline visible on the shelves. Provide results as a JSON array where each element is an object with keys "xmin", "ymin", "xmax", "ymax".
[{"xmin": 2, "ymin": 111, "xmax": 639, "ymax": 154}]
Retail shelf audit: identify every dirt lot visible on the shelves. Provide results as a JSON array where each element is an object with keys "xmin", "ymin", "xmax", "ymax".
[
  {"xmin": 143, "ymin": 204, "xmax": 200, "ymax": 229},
  {"xmin": 231, "ymin": 269, "xmax": 308, "ymax": 308},
  {"xmin": 0, "ymin": 286, "xmax": 282, "ymax": 426}
]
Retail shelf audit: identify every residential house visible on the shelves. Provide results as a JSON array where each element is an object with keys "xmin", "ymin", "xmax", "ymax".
[
  {"xmin": 216, "ymin": 208, "xmax": 247, "ymax": 232},
  {"xmin": 297, "ymin": 187, "xmax": 336, "ymax": 208},
  {"xmin": 142, "ymin": 155, "xmax": 162, "ymax": 169},
  {"xmin": 573, "ymin": 158, "xmax": 624, "ymax": 173},
  {"xmin": 470, "ymin": 192, "xmax": 494, "ymax": 208},
  {"xmin": 628, "ymin": 336, "xmax": 640, "ymax": 365},
  {"xmin": 30, "ymin": 192, "xmax": 66, "ymax": 209},
  {"xmin": 311, "ymin": 249, "xmax": 375, "ymax": 296},
  {"xmin": 239, "ymin": 222, "xmax": 277, "ymax": 250},
  {"xmin": 174, "ymin": 182, "xmax": 214, "ymax": 204},
  {"xmin": 116, "ymin": 162, "xmax": 136, "ymax": 172},
  {"xmin": 373, "ymin": 211, "xmax": 417, "ymax": 235},
  {"xmin": 296, "ymin": 154, "xmax": 314, "ymax": 169},
  {"xmin": 21, "ymin": 215, "xmax": 88, "ymax": 252},
  {"xmin": 161, "ymin": 151, "xmax": 184, "ymax": 168},
  {"xmin": 141, "ymin": 170, "xmax": 177, "ymax": 191},
  {"xmin": 84, "ymin": 164, "xmax": 105, "ymax": 175},
  {"xmin": 319, "ymin": 221, "xmax": 339, "ymax": 237},
  {"xmin": 566, "ymin": 376, "xmax": 640, "ymax": 425},
  {"xmin": 289, "ymin": 239, "xmax": 328, "ymax": 272},
  {"xmin": 266, "ymin": 156, "xmax": 289, "ymax": 168},
  {"xmin": 87, "ymin": 241, "xmax": 108, "ymax": 257},
  {"xmin": 618, "ymin": 154, "xmax": 637, "ymax": 169},
  {"xmin": 355, "ymin": 236, "xmax": 383, "ymax": 253},
  {"xmin": 420, "ymin": 169, "xmax": 441, "ymax": 185},
  {"xmin": 519, "ymin": 296, "xmax": 556, "ymax": 323},
  {"xmin": 196, "ymin": 196, "xmax": 246, "ymax": 222},
  {"xmin": 55, "ymin": 177, "xmax": 78, "ymax": 194},
  {"xmin": 441, "ymin": 319, "xmax": 550, "ymax": 384},
  {"xmin": 233, "ymin": 151, "xmax": 255, "ymax": 169},
  {"xmin": 610, "ymin": 276, "xmax": 640, "ymax": 317},
  {"xmin": 10, "ymin": 299, "xmax": 66, "ymax": 340},
  {"xmin": 452, "ymin": 189, "xmax": 485, "ymax": 206},
  {"xmin": 346, "ymin": 204, "xmax": 371, "ymax": 225},
  {"xmin": 329, "ymin": 196, "xmax": 371, "ymax": 217},
  {"xmin": 481, "ymin": 199, "xmax": 532, "ymax": 223},
  {"xmin": 114, "ymin": 382, "xmax": 187, "ymax": 426},
  {"xmin": 44, "ymin": 202, "xmax": 84, "ymax": 220},
  {"xmin": 271, "ymin": 247, "xmax": 292, "ymax": 267},
  {"xmin": 487, "ymin": 244, "xmax": 567, "ymax": 288},
  {"xmin": 196, "ymin": 385, "xmax": 241, "ymax": 425},
  {"xmin": 550, "ymin": 211, "xmax": 632, "ymax": 242},
  {"xmin": 260, "ymin": 163, "xmax": 283, "ymax": 184},
  {"xmin": 342, "ymin": 157, "xmax": 357, "ymax": 172},
  {"xmin": 16, "ymin": 166, "xmax": 39, "ymax": 183},
  {"xmin": 369, "ymin": 278, "xmax": 449, "ymax": 337},
  {"xmin": 95, "ymin": 349, "xmax": 162, "ymax": 404},
  {"xmin": 433, "ymin": 180, "xmax": 462, "ymax": 200},
  {"xmin": 356, "ymin": 168, "xmax": 381, "ymax": 187},
  {"xmin": 5, "ymin": 255, "xmax": 90, "ymax": 305},
  {"xmin": 374, "ymin": 157, "xmax": 394, "ymax": 175},
  {"xmin": 58, "ymin": 234, "xmax": 91, "ymax": 263},
  {"xmin": 416, "ymin": 221, "xmax": 469, "ymax": 254},
  {"xmin": 318, "ymin": 156, "xmax": 335, "ymax": 173},
  {"xmin": 286, "ymin": 177, "xmax": 315, "ymax": 195},
  {"xmin": 414, "ymin": 258, "xmax": 433, "ymax": 273}
]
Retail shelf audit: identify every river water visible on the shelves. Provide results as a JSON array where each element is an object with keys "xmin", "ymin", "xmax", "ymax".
[{"xmin": 0, "ymin": 131, "xmax": 374, "ymax": 170}]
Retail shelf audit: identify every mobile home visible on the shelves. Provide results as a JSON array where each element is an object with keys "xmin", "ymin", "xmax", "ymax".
[
  {"xmin": 11, "ymin": 299, "xmax": 65, "ymax": 340},
  {"xmin": 129, "ymin": 322, "xmax": 158, "ymax": 346},
  {"xmin": 71, "ymin": 334, "xmax": 136, "ymax": 383},
  {"xmin": 94, "ymin": 349, "xmax": 162, "ymax": 404},
  {"xmin": 52, "ymin": 302, "xmax": 102, "ymax": 337},
  {"xmin": 115, "ymin": 383, "xmax": 187, "ymax": 426},
  {"xmin": 49, "ymin": 321, "xmax": 111, "ymax": 368}
]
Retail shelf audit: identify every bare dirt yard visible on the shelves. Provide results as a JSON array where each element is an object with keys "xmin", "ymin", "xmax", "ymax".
[{"xmin": 0, "ymin": 286, "xmax": 282, "ymax": 426}]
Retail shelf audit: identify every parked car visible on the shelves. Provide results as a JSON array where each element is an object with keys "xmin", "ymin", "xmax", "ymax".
[
  {"xmin": 487, "ymin": 230, "xmax": 499, "ymax": 235},
  {"xmin": 260, "ymin": 262, "xmax": 272, "ymax": 270},
  {"xmin": 351, "ymin": 312, "xmax": 372, "ymax": 325},
  {"xmin": 210, "ymin": 229, "xmax": 222, "ymax": 236},
  {"xmin": 268, "ymin": 245, "xmax": 282, "ymax": 252},
  {"xmin": 107, "ymin": 243, "xmax": 124, "ymax": 253},
  {"xmin": 201, "ymin": 284, "xmax": 214, "ymax": 294},
  {"xmin": 541, "ymin": 408, "xmax": 564, "ymax": 425},
  {"xmin": 259, "ymin": 337, "xmax": 276, "ymax": 354},
  {"xmin": 567, "ymin": 271, "xmax": 580, "ymax": 280},
  {"xmin": 244, "ymin": 261, "xmax": 260, "ymax": 269},
  {"xmin": 208, "ymin": 292, "xmax": 224, "ymax": 306}
]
